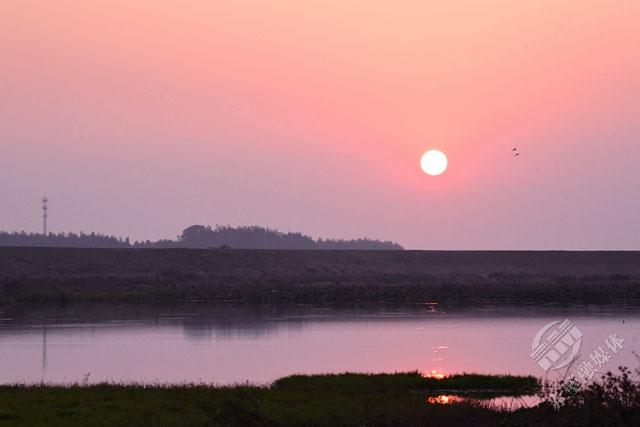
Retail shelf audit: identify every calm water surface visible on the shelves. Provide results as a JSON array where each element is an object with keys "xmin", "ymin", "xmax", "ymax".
[{"xmin": 1, "ymin": 304, "xmax": 639, "ymax": 385}]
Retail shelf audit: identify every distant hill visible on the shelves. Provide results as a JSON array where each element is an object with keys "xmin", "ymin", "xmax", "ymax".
[
  {"xmin": 138, "ymin": 225, "xmax": 403, "ymax": 250},
  {"xmin": 0, "ymin": 226, "xmax": 403, "ymax": 250}
]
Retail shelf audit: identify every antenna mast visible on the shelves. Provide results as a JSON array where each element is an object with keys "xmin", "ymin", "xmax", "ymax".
[{"xmin": 42, "ymin": 196, "xmax": 48, "ymax": 236}]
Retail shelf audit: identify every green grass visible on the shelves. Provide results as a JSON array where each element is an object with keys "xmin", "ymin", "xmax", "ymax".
[
  {"xmin": 0, "ymin": 372, "xmax": 540, "ymax": 427},
  {"xmin": 272, "ymin": 372, "xmax": 538, "ymax": 396},
  {"xmin": 1, "ymin": 371, "xmax": 640, "ymax": 426}
]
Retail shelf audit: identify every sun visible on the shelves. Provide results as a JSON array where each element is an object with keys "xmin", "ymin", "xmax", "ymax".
[{"xmin": 420, "ymin": 150, "xmax": 448, "ymax": 176}]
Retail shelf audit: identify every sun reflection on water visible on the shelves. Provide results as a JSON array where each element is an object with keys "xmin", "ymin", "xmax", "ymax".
[
  {"xmin": 426, "ymin": 394, "xmax": 542, "ymax": 411},
  {"xmin": 422, "ymin": 369, "xmax": 446, "ymax": 379},
  {"xmin": 426, "ymin": 395, "xmax": 462, "ymax": 405}
]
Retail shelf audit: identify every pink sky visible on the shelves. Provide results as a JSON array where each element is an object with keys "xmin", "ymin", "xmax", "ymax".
[{"xmin": 1, "ymin": 1, "xmax": 639, "ymax": 248}]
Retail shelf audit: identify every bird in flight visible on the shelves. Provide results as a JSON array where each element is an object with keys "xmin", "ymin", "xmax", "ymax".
[{"xmin": 511, "ymin": 147, "xmax": 520, "ymax": 156}]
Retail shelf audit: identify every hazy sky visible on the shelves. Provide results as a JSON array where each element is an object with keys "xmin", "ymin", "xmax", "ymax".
[{"xmin": 1, "ymin": 1, "xmax": 639, "ymax": 249}]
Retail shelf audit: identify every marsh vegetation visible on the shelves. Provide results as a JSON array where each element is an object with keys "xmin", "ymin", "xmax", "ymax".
[{"xmin": 1, "ymin": 370, "xmax": 639, "ymax": 426}]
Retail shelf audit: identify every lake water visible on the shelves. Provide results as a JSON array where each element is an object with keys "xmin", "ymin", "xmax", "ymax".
[{"xmin": 1, "ymin": 303, "xmax": 639, "ymax": 385}]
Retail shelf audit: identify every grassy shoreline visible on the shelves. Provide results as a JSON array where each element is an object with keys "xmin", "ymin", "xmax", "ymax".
[
  {"xmin": 0, "ymin": 372, "xmax": 540, "ymax": 426},
  {"xmin": 1, "ymin": 371, "xmax": 639, "ymax": 426}
]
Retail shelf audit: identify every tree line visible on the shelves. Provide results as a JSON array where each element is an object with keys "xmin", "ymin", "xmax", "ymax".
[
  {"xmin": 0, "ymin": 225, "xmax": 403, "ymax": 250},
  {"xmin": 0, "ymin": 231, "xmax": 130, "ymax": 248}
]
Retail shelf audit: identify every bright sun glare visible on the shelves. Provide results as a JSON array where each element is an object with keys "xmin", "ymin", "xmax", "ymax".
[{"xmin": 420, "ymin": 150, "xmax": 448, "ymax": 176}]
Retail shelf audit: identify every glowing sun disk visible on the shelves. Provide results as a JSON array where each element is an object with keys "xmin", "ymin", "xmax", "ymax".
[{"xmin": 420, "ymin": 150, "xmax": 448, "ymax": 176}]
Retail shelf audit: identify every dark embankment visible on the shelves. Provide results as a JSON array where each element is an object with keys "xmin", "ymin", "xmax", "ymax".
[{"xmin": 2, "ymin": 247, "xmax": 640, "ymax": 304}]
